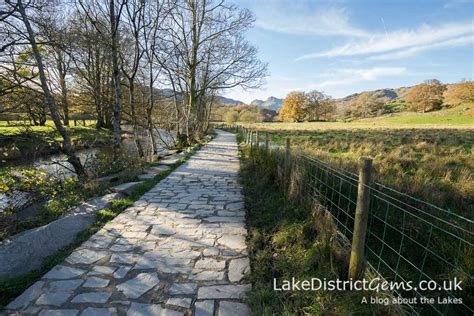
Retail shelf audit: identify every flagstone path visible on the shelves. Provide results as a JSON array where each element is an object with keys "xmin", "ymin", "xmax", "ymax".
[{"xmin": 5, "ymin": 130, "xmax": 250, "ymax": 316}]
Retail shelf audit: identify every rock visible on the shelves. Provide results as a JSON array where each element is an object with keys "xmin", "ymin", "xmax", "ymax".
[
  {"xmin": 205, "ymin": 217, "xmax": 244, "ymax": 223},
  {"xmin": 194, "ymin": 258, "xmax": 225, "ymax": 270},
  {"xmin": 43, "ymin": 266, "xmax": 87, "ymax": 280},
  {"xmin": 81, "ymin": 307, "xmax": 117, "ymax": 316},
  {"xmin": 138, "ymin": 173, "xmax": 155, "ymax": 180},
  {"xmin": 145, "ymin": 165, "xmax": 170, "ymax": 174},
  {"xmin": 228, "ymin": 258, "xmax": 250, "ymax": 282},
  {"xmin": 66, "ymin": 249, "xmax": 108, "ymax": 265},
  {"xmin": 166, "ymin": 297, "xmax": 192, "ymax": 309},
  {"xmin": 6, "ymin": 281, "xmax": 45, "ymax": 309},
  {"xmin": 197, "ymin": 284, "xmax": 251, "ymax": 299},
  {"xmin": 218, "ymin": 301, "xmax": 250, "ymax": 316},
  {"xmin": 111, "ymin": 182, "xmax": 143, "ymax": 196},
  {"xmin": 217, "ymin": 235, "xmax": 246, "ymax": 250},
  {"xmin": 47, "ymin": 280, "xmax": 83, "ymax": 292},
  {"xmin": 71, "ymin": 292, "xmax": 111, "ymax": 303},
  {"xmin": 202, "ymin": 248, "xmax": 219, "ymax": 256},
  {"xmin": 116, "ymin": 272, "xmax": 160, "ymax": 299},
  {"xmin": 36, "ymin": 292, "xmax": 71, "ymax": 306},
  {"xmin": 89, "ymin": 265, "xmax": 116, "ymax": 276},
  {"xmin": 0, "ymin": 194, "xmax": 121, "ymax": 278},
  {"xmin": 189, "ymin": 270, "xmax": 224, "ymax": 281},
  {"xmin": 39, "ymin": 309, "xmax": 79, "ymax": 316},
  {"xmin": 157, "ymin": 156, "xmax": 182, "ymax": 165},
  {"xmin": 194, "ymin": 300, "xmax": 214, "ymax": 316},
  {"xmin": 83, "ymin": 277, "xmax": 110, "ymax": 288},
  {"xmin": 96, "ymin": 174, "xmax": 120, "ymax": 183},
  {"xmin": 225, "ymin": 202, "xmax": 244, "ymax": 211},
  {"xmin": 169, "ymin": 283, "xmax": 197, "ymax": 295},
  {"xmin": 15, "ymin": 200, "xmax": 47, "ymax": 219},
  {"xmin": 113, "ymin": 266, "xmax": 131, "ymax": 279},
  {"xmin": 127, "ymin": 303, "xmax": 183, "ymax": 316}
]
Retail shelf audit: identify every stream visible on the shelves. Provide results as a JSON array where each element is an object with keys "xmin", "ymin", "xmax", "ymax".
[{"xmin": 0, "ymin": 128, "xmax": 176, "ymax": 213}]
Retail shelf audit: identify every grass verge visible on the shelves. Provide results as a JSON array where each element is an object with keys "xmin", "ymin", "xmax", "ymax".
[{"xmin": 240, "ymin": 144, "xmax": 402, "ymax": 315}]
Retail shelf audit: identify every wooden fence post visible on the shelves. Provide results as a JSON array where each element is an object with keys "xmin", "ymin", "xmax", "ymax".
[
  {"xmin": 265, "ymin": 132, "xmax": 269, "ymax": 151},
  {"xmin": 348, "ymin": 157, "xmax": 373, "ymax": 280},
  {"xmin": 255, "ymin": 131, "xmax": 260, "ymax": 148},
  {"xmin": 285, "ymin": 137, "xmax": 291, "ymax": 178}
]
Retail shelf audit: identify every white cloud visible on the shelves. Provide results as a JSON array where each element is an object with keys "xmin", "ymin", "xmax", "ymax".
[
  {"xmin": 254, "ymin": 4, "xmax": 368, "ymax": 37},
  {"xmin": 296, "ymin": 21, "xmax": 474, "ymax": 60},
  {"xmin": 444, "ymin": 0, "xmax": 474, "ymax": 9},
  {"xmin": 369, "ymin": 35, "xmax": 474, "ymax": 60},
  {"xmin": 294, "ymin": 67, "xmax": 408, "ymax": 90},
  {"xmin": 225, "ymin": 67, "xmax": 408, "ymax": 102}
]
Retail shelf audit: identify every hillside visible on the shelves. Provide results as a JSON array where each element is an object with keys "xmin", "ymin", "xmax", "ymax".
[{"xmin": 215, "ymin": 96, "xmax": 245, "ymax": 105}]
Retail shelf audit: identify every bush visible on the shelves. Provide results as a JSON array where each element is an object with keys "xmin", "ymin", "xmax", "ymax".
[
  {"xmin": 239, "ymin": 111, "xmax": 263, "ymax": 123},
  {"xmin": 224, "ymin": 110, "xmax": 239, "ymax": 123}
]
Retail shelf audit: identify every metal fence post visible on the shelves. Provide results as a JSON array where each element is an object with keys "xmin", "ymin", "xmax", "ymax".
[{"xmin": 348, "ymin": 157, "xmax": 373, "ymax": 280}]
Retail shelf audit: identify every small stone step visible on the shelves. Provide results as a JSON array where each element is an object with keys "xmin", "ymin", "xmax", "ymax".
[
  {"xmin": 138, "ymin": 173, "xmax": 155, "ymax": 180},
  {"xmin": 156, "ymin": 156, "xmax": 182, "ymax": 165},
  {"xmin": 111, "ymin": 182, "xmax": 143, "ymax": 196},
  {"xmin": 96, "ymin": 173, "xmax": 121, "ymax": 183},
  {"xmin": 145, "ymin": 165, "xmax": 170, "ymax": 174}
]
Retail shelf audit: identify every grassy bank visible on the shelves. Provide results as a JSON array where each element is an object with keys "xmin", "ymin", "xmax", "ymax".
[
  {"xmin": 240, "ymin": 144, "xmax": 402, "ymax": 315},
  {"xmin": 0, "ymin": 121, "xmax": 111, "ymax": 163},
  {"xmin": 0, "ymin": 142, "xmax": 204, "ymax": 308},
  {"xmin": 237, "ymin": 129, "xmax": 472, "ymax": 315}
]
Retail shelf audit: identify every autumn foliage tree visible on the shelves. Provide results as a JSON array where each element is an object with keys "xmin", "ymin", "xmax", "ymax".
[
  {"xmin": 279, "ymin": 90, "xmax": 335, "ymax": 122},
  {"xmin": 444, "ymin": 81, "xmax": 474, "ymax": 106},
  {"xmin": 279, "ymin": 91, "xmax": 306, "ymax": 122},
  {"xmin": 405, "ymin": 79, "xmax": 446, "ymax": 113}
]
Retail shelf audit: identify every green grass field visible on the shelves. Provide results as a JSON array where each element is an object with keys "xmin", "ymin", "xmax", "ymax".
[
  {"xmin": 238, "ymin": 105, "xmax": 474, "ymax": 130},
  {"xmin": 236, "ymin": 110, "xmax": 474, "ymax": 218}
]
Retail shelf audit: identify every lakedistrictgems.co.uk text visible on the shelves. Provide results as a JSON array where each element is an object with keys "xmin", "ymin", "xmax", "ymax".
[{"xmin": 273, "ymin": 277, "xmax": 463, "ymax": 293}]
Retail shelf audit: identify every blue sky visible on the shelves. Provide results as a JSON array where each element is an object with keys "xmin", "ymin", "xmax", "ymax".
[{"xmin": 224, "ymin": 0, "xmax": 474, "ymax": 103}]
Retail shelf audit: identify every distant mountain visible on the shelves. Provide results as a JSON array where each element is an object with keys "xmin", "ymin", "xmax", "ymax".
[
  {"xmin": 215, "ymin": 96, "xmax": 245, "ymax": 105},
  {"xmin": 250, "ymin": 99, "xmax": 264, "ymax": 106},
  {"xmin": 154, "ymin": 89, "xmax": 245, "ymax": 105},
  {"xmin": 251, "ymin": 96, "xmax": 283, "ymax": 110}
]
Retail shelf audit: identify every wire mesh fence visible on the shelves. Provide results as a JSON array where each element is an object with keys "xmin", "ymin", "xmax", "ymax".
[{"xmin": 223, "ymin": 125, "xmax": 473, "ymax": 315}]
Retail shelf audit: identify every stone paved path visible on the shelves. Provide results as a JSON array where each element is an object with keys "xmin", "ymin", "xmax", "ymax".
[{"xmin": 5, "ymin": 131, "xmax": 250, "ymax": 316}]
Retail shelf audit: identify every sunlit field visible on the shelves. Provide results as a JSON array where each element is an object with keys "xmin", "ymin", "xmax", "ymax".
[{"xmin": 237, "ymin": 119, "xmax": 474, "ymax": 218}]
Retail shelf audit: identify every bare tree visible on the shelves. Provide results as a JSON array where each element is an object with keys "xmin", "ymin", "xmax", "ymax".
[
  {"xmin": 5, "ymin": 0, "xmax": 85, "ymax": 175},
  {"xmin": 162, "ymin": 0, "xmax": 267, "ymax": 142},
  {"xmin": 121, "ymin": 0, "xmax": 146, "ymax": 157},
  {"xmin": 77, "ymin": 0, "xmax": 127, "ymax": 160}
]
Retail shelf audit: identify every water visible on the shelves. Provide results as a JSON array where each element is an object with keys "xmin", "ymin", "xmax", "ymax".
[{"xmin": 0, "ymin": 129, "xmax": 176, "ymax": 213}]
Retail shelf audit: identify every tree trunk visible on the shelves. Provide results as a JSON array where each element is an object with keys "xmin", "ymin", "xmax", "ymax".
[
  {"xmin": 17, "ymin": 0, "xmax": 84, "ymax": 176},
  {"xmin": 128, "ymin": 79, "xmax": 144, "ymax": 158},
  {"xmin": 57, "ymin": 52, "xmax": 70, "ymax": 126},
  {"xmin": 147, "ymin": 69, "xmax": 157, "ymax": 156},
  {"xmin": 109, "ymin": 0, "xmax": 123, "ymax": 160}
]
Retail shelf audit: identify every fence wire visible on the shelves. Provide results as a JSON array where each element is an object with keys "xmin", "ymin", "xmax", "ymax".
[{"xmin": 229, "ymin": 126, "xmax": 473, "ymax": 316}]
